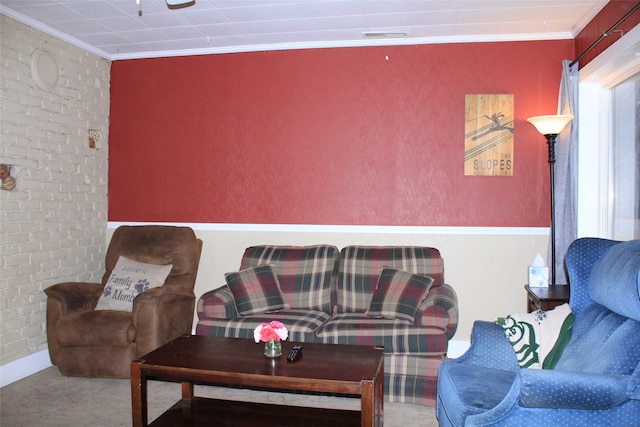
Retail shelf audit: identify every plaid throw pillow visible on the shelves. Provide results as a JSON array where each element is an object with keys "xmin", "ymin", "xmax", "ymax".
[
  {"xmin": 365, "ymin": 268, "xmax": 434, "ymax": 323},
  {"xmin": 240, "ymin": 245, "xmax": 339, "ymax": 312},
  {"xmin": 337, "ymin": 246, "xmax": 444, "ymax": 313},
  {"xmin": 225, "ymin": 264, "xmax": 290, "ymax": 316}
]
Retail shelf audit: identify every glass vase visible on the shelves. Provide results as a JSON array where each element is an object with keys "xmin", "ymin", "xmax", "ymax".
[{"xmin": 264, "ymin": 339, "xmax": 282, "ymax": 358}]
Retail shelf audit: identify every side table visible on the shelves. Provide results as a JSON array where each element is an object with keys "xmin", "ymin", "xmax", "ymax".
[{"xmin": 524, "ymin": 285, "xmax": 570, "ymax": 312}]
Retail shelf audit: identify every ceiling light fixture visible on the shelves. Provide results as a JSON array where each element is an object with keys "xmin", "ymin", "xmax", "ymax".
[{"xmin": 166, "ymin": 0, "xmax": 196, "ymax": 9}]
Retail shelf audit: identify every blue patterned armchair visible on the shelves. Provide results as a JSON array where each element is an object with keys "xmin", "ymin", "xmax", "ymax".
[{"xmin": 436, "ymin": 238, "xmax": 640, "ymax": 426}]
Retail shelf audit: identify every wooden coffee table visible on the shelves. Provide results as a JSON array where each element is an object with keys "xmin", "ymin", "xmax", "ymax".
[{"xmin": 131, "ymin": 335, "xmax": 384, "ymax": 427}]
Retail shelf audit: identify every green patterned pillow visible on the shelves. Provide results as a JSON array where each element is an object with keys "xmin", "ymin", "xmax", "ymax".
[{"xmin": 496, "ymin": 303, "xmax": 575, "ymax": 369}]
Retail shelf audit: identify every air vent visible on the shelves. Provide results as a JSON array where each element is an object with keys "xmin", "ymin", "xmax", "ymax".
[{"xmin": 362, "ymin": 31, "xmax": 408, "ymax": 39}]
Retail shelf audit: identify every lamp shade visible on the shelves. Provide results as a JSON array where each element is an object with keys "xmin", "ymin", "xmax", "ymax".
[{"xmin": 527, "ymin": 115, "xmax": 573, "ymax": 136}]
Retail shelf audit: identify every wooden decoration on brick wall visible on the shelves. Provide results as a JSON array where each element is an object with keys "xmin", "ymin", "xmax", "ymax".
[
  {"xmin": 464, "ymin": 94, "xmax": 514, "ymax": 176},
  {"xmin": 1, "ymin": 164, "xmax": 16, "ymax": 191}
]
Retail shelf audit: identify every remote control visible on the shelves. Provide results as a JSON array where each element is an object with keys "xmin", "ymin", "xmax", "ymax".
[{"xmin": 287, "ymin": 345, "xmax": 303, "ymax": 362}]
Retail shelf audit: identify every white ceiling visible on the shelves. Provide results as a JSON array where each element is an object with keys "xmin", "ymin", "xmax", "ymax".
[{"xmin": 0, "ymin": 0, "xmax": 608, "ymax": 61}]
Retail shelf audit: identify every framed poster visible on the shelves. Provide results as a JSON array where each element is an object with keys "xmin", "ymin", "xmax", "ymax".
[{"xmin": 464, "ymin": 94, "xmax": 514, "ymax": 176}]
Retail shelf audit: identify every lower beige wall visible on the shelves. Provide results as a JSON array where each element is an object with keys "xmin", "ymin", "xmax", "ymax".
[{"xmin": 108, "ymin": 223, "xmax": 548, "ymax": 342}]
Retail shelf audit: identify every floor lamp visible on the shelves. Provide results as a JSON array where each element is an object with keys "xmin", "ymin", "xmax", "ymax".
[{"xmin": 526, "ymin": 115, "xmax": 573, "ymax": 285}]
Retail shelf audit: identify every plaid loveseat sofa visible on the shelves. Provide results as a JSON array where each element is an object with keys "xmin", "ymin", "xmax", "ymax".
[{"xmin": 196, "ymin": 245, "xmax": 458, "ymax": 406}]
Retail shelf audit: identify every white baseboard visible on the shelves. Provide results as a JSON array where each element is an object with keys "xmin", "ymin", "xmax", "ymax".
[{"xmin": 0, "ymin": 349, "xmax": 52, "ymax": 388}]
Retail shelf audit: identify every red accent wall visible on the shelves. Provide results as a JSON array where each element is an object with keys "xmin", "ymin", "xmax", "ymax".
[
  {"xmin": 574, "ymin": 1, "xmax": 640, "ymax": 69},
  {"xmin": 109, "ymin": 40, "xmax": 573, "ymax": 226}
]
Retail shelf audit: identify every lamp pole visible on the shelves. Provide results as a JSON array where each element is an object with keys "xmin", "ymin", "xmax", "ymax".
[{"xmin": 545, "ymin": 133, "xmax": 558, "ymax": 285}]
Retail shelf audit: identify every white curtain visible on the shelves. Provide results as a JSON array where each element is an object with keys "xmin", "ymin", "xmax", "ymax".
[{"xmin": 553, "ymin": 60, "xmax": 579, "ymax": 284}]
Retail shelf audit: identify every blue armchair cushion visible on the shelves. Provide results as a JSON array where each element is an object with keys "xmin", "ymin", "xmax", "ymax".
[
  {"xmin": 519, "ymin": 369, "xmax": 629, "ymax": 409},
  {"xmin": 629, "ymin": 360, "xmax": 640, "ymax": 399},
  {"xmin": 588, "ymin": 239, "xmax": 640, "ymax": 321},
  {"xmin": 436, "ymin": 363, "xmax": 517, "ymax": 427},
  {"xmin": 554, "ymin": 304, "xmax": 640, "ymax": 375}
]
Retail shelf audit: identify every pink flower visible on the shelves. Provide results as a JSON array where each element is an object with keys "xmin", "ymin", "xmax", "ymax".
[{"xmin": 253, "ymin": 321, "xmax": 288, "ymax": 343}]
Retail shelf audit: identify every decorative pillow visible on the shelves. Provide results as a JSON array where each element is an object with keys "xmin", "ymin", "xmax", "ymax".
[
  {"xmin": 225, "ymin": 264, "xmax": 290, "ymax": 316},
  {"xmin": 496, "ymin": 303, "xmax": 575, "ymax": 369},
  {"xmin": 240, "ymin": 245, "xmax": 339, "ymax": 313},
  {"xmin": 95, "ymin": 256, "xmax": 173, "ymax": 312},
  {"xmin": 365, "ymin": 268, "xmax": 434, "ymax": 323}
]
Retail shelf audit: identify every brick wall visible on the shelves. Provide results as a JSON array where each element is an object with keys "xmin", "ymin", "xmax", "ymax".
[{"xmin": 0, "ymin": 15, "xmax": 110, "ymax": 365}]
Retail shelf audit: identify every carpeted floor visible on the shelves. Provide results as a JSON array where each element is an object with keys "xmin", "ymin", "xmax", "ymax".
[{"xmin": 0, "ymin": 367, "xmax": 439, "ymax": 426}]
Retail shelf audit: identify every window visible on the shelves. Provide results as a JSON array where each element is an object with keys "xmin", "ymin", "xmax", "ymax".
[
  {"xmin": 578, "ymin": 24, "xmax": 640, "ymax": 240},
  {"xmin": 610, "ymin": 73, "xmax": 640, "ymax": 240}
]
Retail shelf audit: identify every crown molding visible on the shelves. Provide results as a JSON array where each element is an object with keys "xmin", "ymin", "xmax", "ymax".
[
  {"xmin": 3, "ymin": 6, "xmax": 571, "ymax": 62},
  {"xmin": 110, "ymin": 31, "xmax": 573, "ymax": 61},
  {"xmin": 1, "ymin": 6, "xmax": 111, "ymax": 60}
]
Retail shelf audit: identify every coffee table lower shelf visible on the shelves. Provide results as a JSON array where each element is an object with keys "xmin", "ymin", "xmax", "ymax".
[{"xmin": 150, "ymin": 396, "xmax": 365, "ymax": 427}]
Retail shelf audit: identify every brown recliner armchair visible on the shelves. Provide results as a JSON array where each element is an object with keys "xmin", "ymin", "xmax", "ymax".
[{"xmin": 44, "ymin": 225, "xmax": 203, "ymax": 378}]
